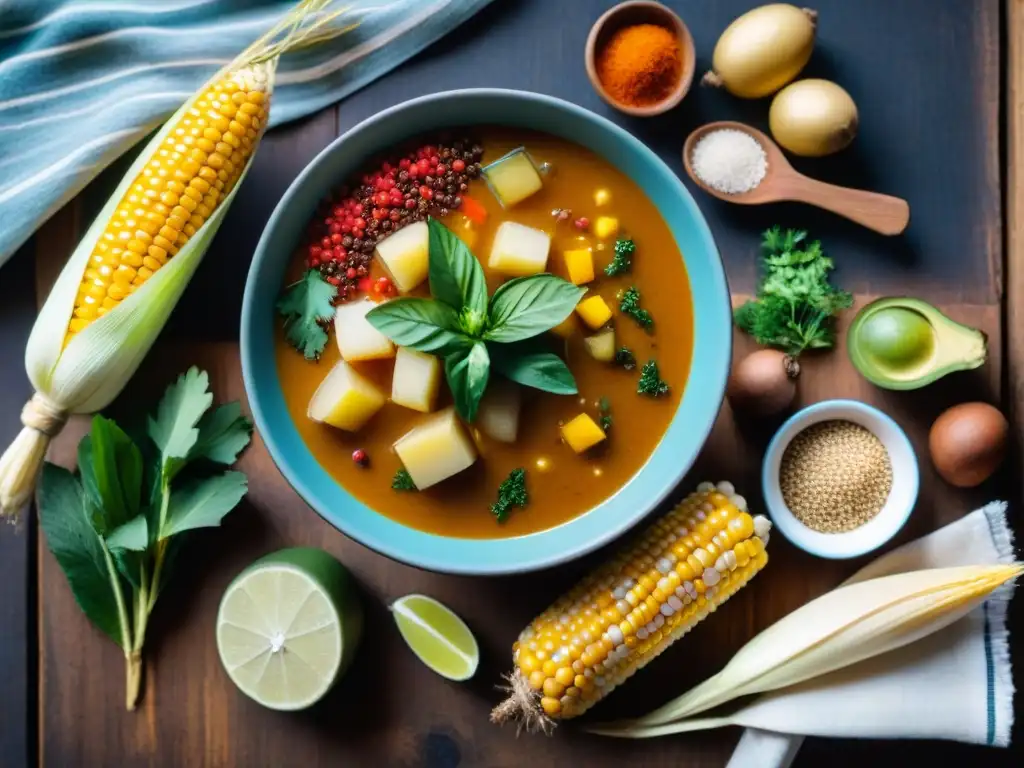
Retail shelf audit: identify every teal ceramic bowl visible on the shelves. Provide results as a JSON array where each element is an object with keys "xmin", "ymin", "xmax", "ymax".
[{"xmin": 241, "ymin": 89, "xmax": 730, "ymax": 575}]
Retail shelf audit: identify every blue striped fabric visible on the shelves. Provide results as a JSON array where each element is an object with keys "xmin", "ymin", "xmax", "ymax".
[{"xmin": 0, "ymin": 0, "xmax": 494, "ymax": 269}]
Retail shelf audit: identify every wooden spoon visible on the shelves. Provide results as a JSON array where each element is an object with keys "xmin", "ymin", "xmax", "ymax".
[{"xmin": 683, "ymin": 121, "xmax": 910, "ymax": 236}]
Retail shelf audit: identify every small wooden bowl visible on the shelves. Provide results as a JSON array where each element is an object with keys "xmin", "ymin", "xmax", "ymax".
[{"xmin": 585, "ymin": 1, "xmax": 696, "ymax": 117}]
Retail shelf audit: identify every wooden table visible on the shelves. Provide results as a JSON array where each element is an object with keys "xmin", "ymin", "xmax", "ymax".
[{"xmin": 3, "ymin": 0, "xmax": 1023, "ymax": 765}]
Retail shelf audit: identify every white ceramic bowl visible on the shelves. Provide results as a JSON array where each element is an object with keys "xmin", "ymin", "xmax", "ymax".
[{"xmin": 762, "ymin": 399, "xmax": 919, "ymax": 559}]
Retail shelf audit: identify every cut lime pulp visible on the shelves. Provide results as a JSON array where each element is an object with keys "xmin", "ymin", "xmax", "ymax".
[
  {"xmin": 391, "ymin": 594, "xmax": 479, "ymax": 681},
  {"xmin": 216, "ymin": 547, "xmax": 362, "ymax": 710}
]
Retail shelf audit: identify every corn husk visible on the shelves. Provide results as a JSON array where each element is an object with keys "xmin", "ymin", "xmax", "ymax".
[
  {"xmin": 0, "ymin": 1, "xmax": 353, "ymax": 521},
  {"xmin": 588, "ymin": 563, "xmax": 1022, "ymax": 737}
]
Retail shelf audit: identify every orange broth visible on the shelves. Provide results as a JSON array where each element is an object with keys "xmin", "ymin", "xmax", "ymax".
[{"xmin": 275, "ymin": 130, "xmax": 693, "ymax": 538}]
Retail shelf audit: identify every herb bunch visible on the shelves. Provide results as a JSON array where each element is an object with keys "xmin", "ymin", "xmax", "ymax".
[
  {"xmin": 367, "ymin": 218, "xmax": 585, "ymax": 421},
  {"xmin": 277, "ymin": 269, "xmax": 338, "ymax": 360},
  {"xmin": 38, "ymin": 368, "xmax": 252, "ymax": 710},
  {"xmin": 734, "ymin": 227, "xmax": 853, "ymax": 356}
]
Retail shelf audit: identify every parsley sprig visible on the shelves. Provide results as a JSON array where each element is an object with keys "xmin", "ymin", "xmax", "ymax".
[
  {"xmin": 491, "ymin": 468, "xmax": 528, "ymax": 522},
  {"xmin": 391, "ymin": 468, "xmax": 417, "ymax": 491},
  {"xmin": 638, "ymin": 360, "xmax": 669, "ymax": 397},
  {"xmin": 619, "ymin": 287, "xmax": 653, "ymax": 330},
  {"xmin": 605, "ymin": 238, "xmax": 635, "ymax": 277},
  {"xmin": 734, "ymin": 227, "xmax": 853, "ymax": 356}
]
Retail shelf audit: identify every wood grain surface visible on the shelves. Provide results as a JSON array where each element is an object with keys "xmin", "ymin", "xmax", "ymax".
[{"xmin": 3, "ymin": 1, "xmax": 1020, "ymax": 766}]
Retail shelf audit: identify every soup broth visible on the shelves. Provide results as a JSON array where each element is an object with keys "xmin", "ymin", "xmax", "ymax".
[{"xmin": 275, "ymin": 130, "xmax": 693, "ymax": 538}]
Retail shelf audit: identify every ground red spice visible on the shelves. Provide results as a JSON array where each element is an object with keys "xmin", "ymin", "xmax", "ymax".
[{"xmin": 596, "ymin": 23, "xmax": 682, "ymax": 107}]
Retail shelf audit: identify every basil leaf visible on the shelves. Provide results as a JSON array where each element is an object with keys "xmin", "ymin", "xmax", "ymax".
[
  {"xmin": 492, "ymin": 347, "xmax": 577, "ymax": 395},
  {"xmin": 445, "ymin": 341, "xmax": 490, "ymax": 422},
  {"xmin": 78, "ymin": 415, "xmax": 143, "ymax": 534},
  {"xmin": 485, "ymin": 275, "xmax": 585, "ymax": 343},
  {"xmin": 106, "ymin": 516, "xmax": 149, "ymax": 552},
  {"xmin": 366, "ymin": 297, "xmax": 473, "ymax": 356},
  {"xmin": 38, "ymin": 464, "xmax": 128, "ymax": 648},
  {"xmin": 428, "ymin": 217, "xmax": 487, "ymax": 318}
]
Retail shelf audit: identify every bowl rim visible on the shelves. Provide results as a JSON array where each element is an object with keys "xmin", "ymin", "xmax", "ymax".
[
  {"xmin": 241, "ymin": 88, "xmax": 731, "ymax": 575},
  {"xmin": 761, "ymin": 399, "xmax": 920, "ymax": 560}
]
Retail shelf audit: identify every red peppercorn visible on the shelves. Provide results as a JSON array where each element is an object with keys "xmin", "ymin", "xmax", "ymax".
[
  {"xmin": 405, "ymin": 198, "xmax": 416, "ymax": 209},
  {"xmin": 408, "ymin": 165, "xmax": 420, "ymax": 179},
  {"xmin": 330, "ymin": 233, "xmax": 343, "ymax": 245},
  {"xmin": 399, "ymin": 158, "xmax": 411, "ymax": 170},
  {"xmin": 327, "ymin": 276, "xmax": 341, "ymax": 286},
  {"xmin": 430, "ymin": 154, "xmax": 440, "ymax": 166},
  {"xmin": 320, "ymin": 236, "xmax": 332, "ymax": 249},
  {"xmin": 346, "ymin": 267, "xmax": 357, "ymax": 279},
  {"xmin": 452, "ymin": 159, "xmax": 466, "ymax": 172},
  {"xmin": 335, "ymin": 246, "xmax": 347, "ymax": 260},
  {"xmin": 309, "ymin": 245, "xmax": 322, "ymax": 259},
  {"xmin": 435, "ymin": 163, "xmax": 447, "ymax": 175},
  {"xmin": 574, "ymin": 217, "xmax": 590, "ymax": 230},
  {"xmin": 354, "ymin": 218, "xmax": 367, "ymax": 229},
  {"xmin": 309, "ymin": 258, "xmax": 320, "ymax": 268},
  {"xmin": 417, "ymin": 158, "xmax": 430, "ymax": 172},
  {"xmin": 332, "ymin": 205, "xmax": 345, "ymax": 218},
  {"xmin": 419, "ymin": 185, "xmax": 433, "ymax": 200}
]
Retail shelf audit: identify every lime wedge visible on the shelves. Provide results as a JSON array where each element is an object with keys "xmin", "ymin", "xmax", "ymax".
[
  {"xmin": 391, "ymin": 594, "xmax": 479, "ymax": 681},
  {"xmin": 216, "ymin": 548, "xmax": 363, "ymax": 710}
]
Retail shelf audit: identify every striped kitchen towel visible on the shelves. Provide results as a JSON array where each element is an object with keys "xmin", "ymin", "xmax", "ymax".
[{"xmin": 0, "ymin": 0, "xmax": 494, "ymax": 270}]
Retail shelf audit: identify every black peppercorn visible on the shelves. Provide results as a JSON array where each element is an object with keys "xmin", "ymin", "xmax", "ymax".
[
  {"xmin": 381, "ymin": 220, "xmax": 392, "ymax": 231},
  {"xmin": 459, "ymin": 183, "xmax": 468, "ymax": 193},
  {"xmin": 352, "ymin": 238, "xmax": 363, "ymax": 250},
  {"xmin": 439, "ymin": 208, "xmax": 449, "ymax": 217},
  {"xmin": 398, "ymin": 171, "xmax": 409, "ymax": 182},
  {"xmin": 424, "ymin": 175, "xmax": 434, "ymax": 186},
  {"xmin": 453, "ymin": 196, "xmax": 462, "ymax": 208},
  {"xmin": 342, "ymin": 235, "xmax": 353, "ymax": 248}
]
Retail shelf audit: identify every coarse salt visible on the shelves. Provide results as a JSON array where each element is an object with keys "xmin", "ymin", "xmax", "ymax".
[{"xmin": 690, "ymin": 129, "xmax": 767, "ymax": 194}]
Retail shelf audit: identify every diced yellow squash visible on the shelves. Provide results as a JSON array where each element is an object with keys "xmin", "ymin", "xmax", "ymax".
[
  {"xmin": 483, "ymin": 149, "xmax": 543, "ymax": 207},
  {"xmin": 576, "ymin": 295, "xmax": 612, "ymax": 329},
  {"xmin": 563, "ymin": 249, "xmax": 595, "ymax": 286},
  {"xmin": 561, "ymin": 413, "xmax": 607, "ymax": 454},
  {"xmin": 307, "ymin": 361, "xmax": 386, "ymax": 432},
  {"xmin": 374, "ymin": 220, "xmax": 429, "ymax": 293},
  {"xmin": 593, "ymin": 216, "xmax": 619, "ymax": 240},
  {"xmin": 583, "ymin": 327, "xmax": 616, "ymax": 362},
  {"xmin": 335, "ymin": 297, "xmax": 396, "ymax": 362},
  {"xmin": 391, "ymin": 347, "xmax": 441, "ymax": 413},
  {"xmin": 549, "ymin": 314, "xmax": 577, "ymax": 339},
  {"xmin": 489, "ymin": 221, "xmax": 551, "ymax": 276},
  {"xmin": 477, "ymin": 379, "xmax": 522, "ymax": 443},
  {"xmin": 393, "ymin": 407, "xmax": 478, "ymax": 489}
]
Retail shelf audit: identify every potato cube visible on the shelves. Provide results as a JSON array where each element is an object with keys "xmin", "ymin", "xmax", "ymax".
[
  {"xmin": 374, "ymin": 220, "xmax": 429, "ymax": 293},
  {"xmin": 335, "ymin": 297, "xmax": 396, "ymax": 362},
  {"xmin": 307, "ymin": 361, "xmax": 386, "ymax": 432},
  {"xmin": 576, "ymin": 296, "xmax": 612, "ymax": 329},
  {"xmin": 391, "ymin": 347, "xmax": 441, "ymax": 413},
  {"xmin": 489, "ymin": 221, "xmax": 551, "ymax": 277},
  {"xmin": 583, "ymin": 327, "xmax": 616, "ymax": 362},
  {"xmin": 483, "ymin": 148, "xmax": 543, "ymax": 207},
  {"xmin": 561, "ymin": 413, "xmax": 607, "ymax": 454},
  {"xmin": 393, "ymin": 407, "xmax": 478, "ymax": 489},
  {"xmin": 563, "ymin": 249, "xmax": 595, "ymax": 285},
  {"xmin": 594, "ymin": 216, "xmax": 620, "ymax": 240},
  {"xmin": 477, "ymin": 379, "xmax": 522, "ymax": 443}
]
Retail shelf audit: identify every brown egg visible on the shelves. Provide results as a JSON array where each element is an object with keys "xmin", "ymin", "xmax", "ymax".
[{"xmin": 928, "ymin": 402, "xmax": 1008, "ymax": 487}]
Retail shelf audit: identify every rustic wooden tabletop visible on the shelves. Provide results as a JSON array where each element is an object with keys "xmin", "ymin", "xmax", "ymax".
[{"xmin": 2, "ymin": 0, "xmax": 1023, "ymax": 766}]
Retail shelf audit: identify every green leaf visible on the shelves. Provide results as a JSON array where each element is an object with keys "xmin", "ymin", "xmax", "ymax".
[
  {"xmin": 78, "ymin": 415, "xmax": 143, "ymax": 534},
  {"xmin": 366, "ymin": 297, "xmax": 473, "ymax": 356},
  {"xmin": 491, "ymin": 348, "xmax": 577, "ymax": 395},
  {"xmin": 491, "ymin": 467, "xmax": 528, "ymax": 523},
  {"xmin": 391, "ymin": 468, "xmax": 417, "ymax": 491},
  {"xmin": 276, "ymin": 269, "xmax": 338, "ymax": 361},
  {"xmin": 161, "ymin": 471, "xmax": 249, "ymax": 539},
  {"xmin": 189, "ymin": 401, "xmax": 253, "ymax": 465},
  {"xmin": 485, "ymin": 275, "xmax": 585, "ymax": 343},
  {"xmin": 38, "ymin": 464, "xmax": 128, "ymax": 648},
  {"xmin": 445, "ymin": 341, "xmax": 490, "ymax": 422},
  {"xmin": 106, "ymin": 516, "xmax": 149, "ymax": 552},
  {"xmin": 638, "ymin": 360, "xmax": 670, "ymax": 397},
  {"xmin": 428, "ymin": 217, "xmax": 487, "ymax": 318},
  {"xmin": 147, "ymin": 367, "xmax": 213, "ymax": 482}
]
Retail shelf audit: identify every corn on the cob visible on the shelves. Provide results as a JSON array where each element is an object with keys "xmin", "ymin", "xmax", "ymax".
[
  {"xmin": 492, "ymin": 481, "xmax": 771, "ymax": 731},
  {"xmin": 68, "ymin": 65, "xmax": 273, "ymax": 337}
]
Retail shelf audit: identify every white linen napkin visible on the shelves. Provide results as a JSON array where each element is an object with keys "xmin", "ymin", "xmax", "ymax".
[{"xmin": 714, "ymin": 502, "xmax": 1016, "ymax": 767}]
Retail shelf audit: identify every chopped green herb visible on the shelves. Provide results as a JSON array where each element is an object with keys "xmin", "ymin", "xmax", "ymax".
[
  {"xmin": 734, "ymin": 227, "xmax": 853, "ymax": 357},
  {"xmin": 276, "ymin": 269, "xmax": 337, "ymax": 360},
  {"xmin": 604, "ymin": 238, "xmax": 636, "ymax": 277},
  {"xmin": 638, "ymin": 360, "xmax": 669, "ymax": 397},
  {"xmin": 491, "ymin": 468, "xmax": 528, "ymax": 523},
  {"xmin": 615, "ymin": 347, "xmax": 637, "ymax": 370},
  {"xmin": 598, "ymin": 397, "xmax": 613, "ymax": 431},
  {"xmin": 391, "ymin": 468, "xmax": 417, "ymax": 491},
  {"xmin": 619, "ymin": 287, "xmax": 653, "ymax": 330}
]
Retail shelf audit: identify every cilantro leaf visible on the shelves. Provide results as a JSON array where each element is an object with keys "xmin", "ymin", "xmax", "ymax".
[
  {"xmin": 735, "ymin": 228, "xmax": 853, "ymax": 357},
  {"xmin": 604, "ymin": 238, "xmax": 636, "ymax": 277},
  {"xmin": 147, "ymin": 367, "xmax": 213, "ymax": 483},
  {"xmin": 277, "ymin": 269, "xmax": 337, "ymax": 360},
  {"xmin": 619, "ymin": 286, "xmax": 653, "ymax": 330},
  {"xmin": 392, "ymin": 468, "xmax": 417, "ymax": 491},
  {"xmin": 160, "ymin": 471, "xmax": 249, "ymax": 539},
  {"xmin": 598, "ymin": 397, "xmax": 612, "ymax": 431},
  {"xmin": 189, "ymin": 401, "xmax": 253, "ymax": 465},
  {"xmin": 491, "ymin": 468, "xmax": 528, "ymax": 523},
  {"xmin": 638, "ymin": 360, "xmax": 669, "ymax": 397}
]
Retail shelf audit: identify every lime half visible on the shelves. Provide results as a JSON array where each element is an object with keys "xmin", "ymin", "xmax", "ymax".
[
  {"xmin": 216, "ymin": 548, "xmax": 363, "ymax": 710},
  {"xmin": 391, "ymin": 594, "xmax": 479, "ymax": 681}
]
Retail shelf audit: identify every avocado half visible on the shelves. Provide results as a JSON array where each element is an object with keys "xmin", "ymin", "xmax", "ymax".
[{"xmin": 847, "ymin": 297, "xmax": 987, "ymax": 390}]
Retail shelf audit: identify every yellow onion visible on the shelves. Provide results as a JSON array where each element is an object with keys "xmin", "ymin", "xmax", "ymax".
[
  {"xmin": 703, "ymin": 4, "xmax": 817, "ymax": 99},
  {"xmin": 769, "ymin": 79, "xmax": 858, "ymax": 156}
]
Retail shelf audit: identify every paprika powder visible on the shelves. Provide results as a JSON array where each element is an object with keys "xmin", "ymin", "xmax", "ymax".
[{"xmin": 596, "ymin": 23, "xmax": 682, "ymax": 107}]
